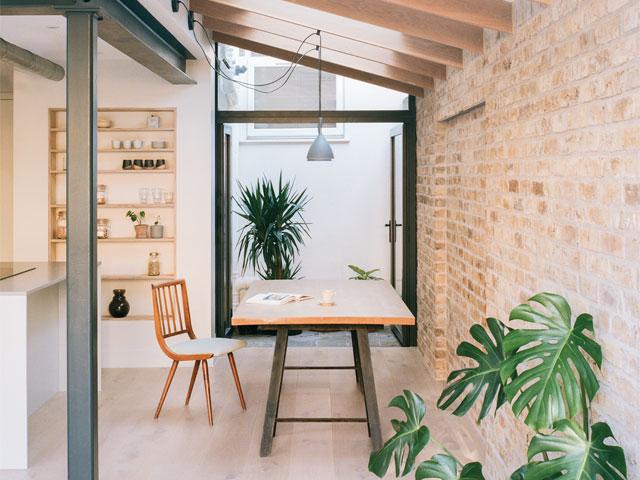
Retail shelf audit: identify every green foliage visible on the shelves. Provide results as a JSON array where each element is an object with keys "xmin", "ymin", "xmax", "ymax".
[
  {"xmin": 126, "ymin": 210, "xmax": 145, "ymax": 225},
  {"xmin": 525, "ymin": 420, "xmax": 627, "ymax": 480},
  {"xmin": 234, "ymin": 173, "xmax": 310, "ymax": 280},
  {"xmin": 500, "ymin": 293, "xmax": 602, "ymax": 431},
  {"xmin": 416, "ymin": 456, "xmax": 485, "ymax": 480},
  {"xmin": 348, "ymin": 264, "xmax": 383, "ymax": 280},
  {"xmin": 368, "ymin": 390, "xmax": 431, "ymax": 478},
  {"xmin": 437, "ymin": 318, "xmax": 512, "ymax": 423},
  {"xmin": 369, "ymin": 293, "xmax": 627, "ymax": 480}
]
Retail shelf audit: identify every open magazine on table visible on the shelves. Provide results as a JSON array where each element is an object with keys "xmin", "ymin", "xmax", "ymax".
[{"xmin": 246, "ymin": 292, "xmax": 314, "ymax": 306}]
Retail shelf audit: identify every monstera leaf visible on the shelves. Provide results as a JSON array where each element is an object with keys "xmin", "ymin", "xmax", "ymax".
[
  {"xmin": 368, "ymin": 390, "xmax": 431, "ymax": 478},
  {"xmin": 500, "ymin": 293, "xmax": 602, "ymax": 431},
  {"xmin": 510, "ymin": 464, "xmax": 561, "ymax": 480},
  {"xmin": 416, "ymin": 455, "xmax": 485, "ymax": 480},
  {"xmin": 525, "ymin": 420, "xmax": 627, "ymax": 480},
  {"xmin": 437, "ymin": 318, "xmax": 511, "ymax": 422}
]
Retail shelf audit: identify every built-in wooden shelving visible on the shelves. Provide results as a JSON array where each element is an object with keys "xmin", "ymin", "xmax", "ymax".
[{"xmin": 48, "ymin": 107, "xmax": 177, "ymax": 322}]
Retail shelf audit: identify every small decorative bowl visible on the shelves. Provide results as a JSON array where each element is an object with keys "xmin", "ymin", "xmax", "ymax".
[
  {"xmin": 143, "ymin": 159, "xmax": 155, "ymax": 169},
  {"xmin": 133, "ymin": 159, "xmax": 144, "ymax": 170},
  {"xmin": 155, "ymin": 159, "xmax": 166, "ymax": 169},
  {"xmin": 122, "ymin": 159, "xmax": 133, "ymax": 170},
  {"xmin": 97, "ymin": 119, "xmax": 112, "ymax": 128},
  {"xmin": 151, "ymin": 141, "xmax": 167, "ymax": 149}
]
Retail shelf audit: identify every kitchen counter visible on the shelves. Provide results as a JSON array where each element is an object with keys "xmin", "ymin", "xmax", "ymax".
[{"xmin": 0, "ymin": 262, "xmax": 66, "ymax": 295}]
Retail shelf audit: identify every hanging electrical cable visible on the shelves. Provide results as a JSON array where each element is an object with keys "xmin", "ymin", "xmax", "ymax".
[{"xmin": 171, "ymin": 0, "xmax": 320, "ymax": 94}]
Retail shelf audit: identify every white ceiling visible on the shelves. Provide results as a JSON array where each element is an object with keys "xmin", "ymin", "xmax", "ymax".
[{"xmin": 0, "ymin": 15, "xmax": 127, "ymax": 63}]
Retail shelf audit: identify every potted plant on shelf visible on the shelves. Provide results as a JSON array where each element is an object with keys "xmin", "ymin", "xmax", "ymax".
[
  {"xmin": 150, "ymin": 216, "xmax": 164, "ymax": 239},
  {"xmin": 126, "ymin": 210, "xmax": 147, "ymax": 238},
  {"xmin": 234, "ymin": 172, "xmax": 311, "ymax": 334}
]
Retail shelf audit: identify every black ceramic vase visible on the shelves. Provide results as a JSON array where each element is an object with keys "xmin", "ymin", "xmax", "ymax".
[{"xmin": 108, "ymin": 289, "xmax": 130, "ymax": 318}]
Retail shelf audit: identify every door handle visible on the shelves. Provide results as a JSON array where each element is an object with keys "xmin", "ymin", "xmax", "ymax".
[{"xmin": 385, "ymin": 221, "xmax": 402, "ymax": 242}]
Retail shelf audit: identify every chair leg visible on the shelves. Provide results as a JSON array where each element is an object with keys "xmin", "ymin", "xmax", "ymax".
[
  {"xmin": 185, "ymin": 360, "xmax": 201, "ymax": 405},
  {"xmin": 202, "ymin": 359, "xmax": 214, "ymax": 426},
  {"xmin": 228, "ymin": 352, "xmax": 246, "ymax": 411},
  {"xmin": 155, "ymin": 360, "xmax": 179, "ymax": 419}
]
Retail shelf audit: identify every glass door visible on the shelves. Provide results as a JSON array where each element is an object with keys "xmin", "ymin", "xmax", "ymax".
[
  {"xmin": 388, "ymin": 125, "xmax": 404, "ymax": 295},
  {"xmin": 215, "ymin": 125, "xmax": 233, "ymax": 337}
]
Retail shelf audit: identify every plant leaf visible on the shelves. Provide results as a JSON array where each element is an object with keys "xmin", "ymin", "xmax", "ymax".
[
  {"xmin": 525, "ymin": 420, "xmax": 627, "ymax": 480},
  {"xmin": 437, "ymin": 318, "xmax": 511, "ymax": 423},
  {"xmin": 368, "ymin": 390, "xmax": 430, "ymax": 478},
  {"xmin": 416, "ymin": 455, "xmax": 485, "ymax": 480},
  {"xmin": 500, "ymin": 293, "xmax": 602, "ymax": 431}
]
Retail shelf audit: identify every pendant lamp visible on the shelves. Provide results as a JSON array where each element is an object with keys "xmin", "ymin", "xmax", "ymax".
[{"xmin": 307, "ymin": 31, "xmax": 334, "ymax": 161}]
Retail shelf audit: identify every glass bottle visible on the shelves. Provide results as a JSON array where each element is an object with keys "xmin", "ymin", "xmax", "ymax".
[
  {"xmin": 97, "ymin": 218, "xmax": 111, "ymax": 239},
  {"xmin": 55, "ymin": 211, "xmax": 67, "ymax": 239},
  {"xmin": 148, "ymin": 252, "xmax": 160, "ymax": 276}
]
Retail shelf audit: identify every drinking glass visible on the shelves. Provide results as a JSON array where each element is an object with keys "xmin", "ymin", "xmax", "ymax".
[
  {"xmin": 138, "ymin": 188, "xmax": 150, "ymax": 204},
  {"xmin": 163, "ymin": 191, "xmax": 175, "ymax": 204},
  {"xmin": 152, "ymin": 188, "xmax": 164, "ymax": 204}
]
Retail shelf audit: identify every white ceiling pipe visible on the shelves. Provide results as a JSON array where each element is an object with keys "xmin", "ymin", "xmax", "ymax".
[{"xmin": 0, "ymin": 37, "xmax": 65, "ymax": 81}]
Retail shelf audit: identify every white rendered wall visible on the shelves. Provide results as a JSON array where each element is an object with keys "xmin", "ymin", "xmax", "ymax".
[
  {"xmin": 12, "ymin": 58, "xmax": 213, "ymax": 367},
  {"xmin": 229, "ymin": 77, "xmax": 406, "ymax": 287}
]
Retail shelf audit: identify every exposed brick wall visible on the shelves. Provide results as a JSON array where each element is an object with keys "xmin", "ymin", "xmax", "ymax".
[{"xmin": 415, "ymin": 0, "xmax": 640, "ymax": 476}]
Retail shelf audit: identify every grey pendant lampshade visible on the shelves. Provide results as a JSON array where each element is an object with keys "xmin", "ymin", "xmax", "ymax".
[
  {"xmin": 307, "ymin": 31, "xmax": 334, "ymax": 162},
  {"xmin": 307, "ymin": 118, "xmax": 334, "ymax": 161}
]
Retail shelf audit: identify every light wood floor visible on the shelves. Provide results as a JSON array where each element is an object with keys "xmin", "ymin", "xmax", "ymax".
[{"xmin": 2, "ymin": 347, "xmax": 483, "ymax": 480}]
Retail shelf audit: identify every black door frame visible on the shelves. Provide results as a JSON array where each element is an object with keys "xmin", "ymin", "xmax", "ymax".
[{"xmin": 214, "ymin": 93, "xmax": 417, "ymax": 347}]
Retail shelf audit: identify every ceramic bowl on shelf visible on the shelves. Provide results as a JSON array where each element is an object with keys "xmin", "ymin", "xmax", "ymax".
[
  {"xmin": 122, "ymin": 159, "xmax": 133, "ymax": 170},
  {"xmin": 151, "ymin": 141, "xmax": 166, "ymax": 149},
  {"xmin": 155, "ymin": 159, "xmax": 166, "ymax": 169},
  {"xmin": 97, "ymin": 119, "xmax": 112, "ymax": 128},
  {"xmin": 133, "ymin": 159, "xmax": 143, "ymax": 170},
  {"xmin": 143, "ymin": 159, "xmax": 155, "ymax": 169}
]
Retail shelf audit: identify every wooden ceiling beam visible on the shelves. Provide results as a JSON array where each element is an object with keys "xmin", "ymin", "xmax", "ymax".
[
  {"xmin": 378, "ymin": 0, "xmax": 513, "ymax": 33},
  {"xmin": 279, "ymin": 0, "xmax": 484, "ymax": 52},
  {"xmin": 210, "ymin": 31, "xmax": 429, "ymax": 97},
  {"xmin": 190, "ymin": 0, "xmax": 463, "ymax": 68},
  {"xmin": 200, "ymin": 2, "xmax": 447, "ymax": 80},
  {"xmin": 207, "ymin": 19, "xmax": 435, "ymax": 91}
]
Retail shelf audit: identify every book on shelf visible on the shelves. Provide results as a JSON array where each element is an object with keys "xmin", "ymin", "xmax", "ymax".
[{"xmin": 246, "ymin": 292, "xmax": 314, "ymax": 306}]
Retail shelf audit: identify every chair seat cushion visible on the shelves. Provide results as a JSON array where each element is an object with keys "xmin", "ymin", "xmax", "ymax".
[{"xmin": 170, "ymin": 337, "xmax": 248, "ymax": 357}]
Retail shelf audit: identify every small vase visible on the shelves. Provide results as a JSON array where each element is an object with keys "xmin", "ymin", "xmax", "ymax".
[
  {"xmin": 134, "ymin": 224, "xmax": 148, "ymax": 239},
  {"xmin": 108, "ymin": 289, "xmax": 130, "ymax": 318},
  {"xmin": 149, "ymin": 224, "xmax": 164, "ymax": 239}
]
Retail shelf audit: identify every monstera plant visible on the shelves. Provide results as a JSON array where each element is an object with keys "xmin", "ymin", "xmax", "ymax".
[{"xmin": 369, "ymin": 293, "xmax": 628, "ymax": 480}]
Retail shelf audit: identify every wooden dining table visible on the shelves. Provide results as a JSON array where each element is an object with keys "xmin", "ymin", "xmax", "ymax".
[{"xmin": 232, "ymin": 279, "xmax": 415, "ymax": 457}]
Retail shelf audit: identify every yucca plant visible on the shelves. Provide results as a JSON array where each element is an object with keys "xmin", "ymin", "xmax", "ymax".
[
  {"xmin": 234, "ymin": 173, "xmax": 310, "ymax": 280},
  {"xmin": 369, "ymin": 293, "xmax": 628, "ymax": 480}
]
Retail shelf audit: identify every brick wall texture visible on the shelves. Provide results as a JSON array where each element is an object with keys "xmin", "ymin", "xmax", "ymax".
[{"xmin": 415, "ymin": 0, "xmax": 640, "ymax": 477}]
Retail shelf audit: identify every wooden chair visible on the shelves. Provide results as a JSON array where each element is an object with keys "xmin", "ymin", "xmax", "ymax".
[{"xmin": 151, "ymin": 279, "xmax": 247, "ymax": 426}]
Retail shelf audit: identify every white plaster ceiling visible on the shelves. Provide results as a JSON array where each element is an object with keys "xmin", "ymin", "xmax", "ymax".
[{"xmin": 0, "ymin": 15, "xmax": 127, "ymax": 64}]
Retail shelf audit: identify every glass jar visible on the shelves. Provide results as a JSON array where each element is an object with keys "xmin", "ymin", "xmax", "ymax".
[
  {"xmin": 148, "ymin": 252, "xmax": 160, "ymax": 276},
  {"xmin": 97, "ymin": 218, "xmax": 111, "ymax": 239},
  {"xmin": 55, "ymin": 211, "xmax": 67, "ymax": 239},
  {"xmin": 97, "ymin": 184, "xmax": 108, "ymax": 205}
]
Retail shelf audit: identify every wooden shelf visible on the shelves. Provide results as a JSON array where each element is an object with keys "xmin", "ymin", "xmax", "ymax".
[
  {"xmin": 101, "ymin": 314, "xmax": 154, "ymax": 321},
  {"xmin": 51, "ymin": 237, "xmax": 175, "ymax": 243},
  {"xmin": 102, "ymin": 274, "xmax": 175, "ymax": 281},
  {"xmin": 50, "ymin": 128, "xmax": 175, "ymax": 132},
  {"xmin": 50, "ymin": 148, "xmax": 174, "ymax": 153},
  {"xmin": 51, "ymin": 169, "xmax": 175, "ymax": 174},
  {"xmin": 49, "ymin": 204, "xmax": 175, "ymax": 209}
]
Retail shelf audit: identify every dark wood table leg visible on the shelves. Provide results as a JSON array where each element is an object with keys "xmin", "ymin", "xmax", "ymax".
[
  {"xmin": 260, "ymin": 326, "xmax": 289, "ymax": 457},
  {"xmin": 350, "ymin": 330, "xmax": 362, "ymax": 389},
  {"xmin": 272, "ymin": 327, "xmax": 289, "ymax": 437},
  {"xmin": 356, "ymin": 326, "xmax": 382, "ymax": 451}
]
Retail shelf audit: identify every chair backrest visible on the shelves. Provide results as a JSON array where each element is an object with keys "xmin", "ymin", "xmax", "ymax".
[{"xmin": 151, "ymin": 280, "xmax": 195, "ymax": 356}]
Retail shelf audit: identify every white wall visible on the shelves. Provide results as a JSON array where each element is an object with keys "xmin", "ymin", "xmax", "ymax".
[
  {"xmin": 231, "ymin": 122, "xmax": 400, "ymax": 287},
  {"xmin": 12, "ymin": 57, "xmax": 213, "ymax": 367}
]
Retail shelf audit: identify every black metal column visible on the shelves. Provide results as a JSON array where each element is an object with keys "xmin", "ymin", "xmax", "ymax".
[{"xmin": 66, "ymin": 10, "xmax": 99, "ymax": 480}]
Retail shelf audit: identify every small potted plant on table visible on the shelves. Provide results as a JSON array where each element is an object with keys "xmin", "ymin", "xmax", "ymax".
[{"xmin": 126, "ymin": 210, "xmax": 147, "ymax": 238}]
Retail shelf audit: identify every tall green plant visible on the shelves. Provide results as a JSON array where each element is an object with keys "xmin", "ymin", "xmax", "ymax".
[
  {"xmin": 234, "ymin": 173, "xmax": 310, "ymax": 280},
  {"xmin": 369, "ymin": 293, "xmax": 627, "ymax": 480}
]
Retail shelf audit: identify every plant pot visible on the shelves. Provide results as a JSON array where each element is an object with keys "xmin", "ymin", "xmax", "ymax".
[
  {"xmin": 149, "ymin": 224, "xmax": 164, "ymax": 239},
  {"xmin": 134, "ymin": 224, "xmax": 148, "ymax": 239},
  {"xmin": 108, "ymin": 289, "xmax": 130, "ymax": 318}
]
